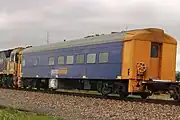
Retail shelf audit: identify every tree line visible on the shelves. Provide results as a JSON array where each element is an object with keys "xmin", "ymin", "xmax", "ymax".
[{"xmin": 176, "ymin": 71, "xmax": 180, "ymax": 81}]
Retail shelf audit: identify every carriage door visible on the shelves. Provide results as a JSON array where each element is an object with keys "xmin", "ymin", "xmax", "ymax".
[{"xmin": 149, "ymin": 43, "xmax": 161, "ymax": 79}]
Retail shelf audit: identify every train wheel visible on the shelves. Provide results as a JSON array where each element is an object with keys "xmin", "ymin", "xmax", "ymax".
[
  {"xmin": 49, "ymin": 88, "xmax": 56, "ymax": 92},
  {"xmin": 35, "ymin": 80, "xmax": 41, "ymax": 90},
  {"xmin": 2, "ymin": 76, "xmax": 7, "ymax": 88},
  {"xmin": 43, "ymin": 79, "xmax": 49, "ymax": 91},
  {"xmin": 140, "ymin": 93, "xmax": 149, "ymax": 99},
  {"xmin": 27, "ymin": 79, "xmax": 33, "ymax": 90},
  {"xmin": 101, "ymin": 82, "xmax": 112, "ymax": 96},
  {"xmin": 119, "ymin": 82, "xmax": 129, "ymax": 98},
  {"xmin": 169, "ymin": 85, "xmax": 180, "ymax": 101},
  {"xmin": 6, "ymin": 76, "xmax": 13, "ymax": 88},
  {"xmin": 119, "ymin": 92, "xmax": 129, "ymax": 98},
  {"xmin": 97, "ymin": 81, "xmax": 103, "ymax": 93}
]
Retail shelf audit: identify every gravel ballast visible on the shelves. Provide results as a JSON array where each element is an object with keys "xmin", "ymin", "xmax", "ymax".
[{"xmin": 0, "ymin": 88, "xmax": 180, "ymax": 120}]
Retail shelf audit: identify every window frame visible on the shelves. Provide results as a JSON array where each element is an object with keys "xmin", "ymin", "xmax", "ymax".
[
  {"xmin": 22, "ymin": 59, "xmax": 25, "ymax": 67},
  {"xmin": 87, "ymin": 53, "xmax": 96, "ymax": 64},
  {"xmin": 58, "ymin": 56, "xmax": 65, "ymax": 65},
  {"xmin": 99, "ymin": 52, "xmax": 109, "ymax": 63},
  {"xmin": 33, "ymin": 57, "xmax": 39, "ymax": 66},
  {"xmin": 48, "ymin": 56, "xmax": 55, "ymax": 65},
  {"xmin": 66, "ymin": 55, "xmax": 74, "ymax": 64},
  {"xmin": 0, "ymin": 59, "xmax": 3, "ymax": 64},
  {"xmin": 151, "ymin": 44, "xmax": 159, "ymax": 58},
  {"xmin": 76, "ymin": 54, "xmax": 85, "ymax": 64}
]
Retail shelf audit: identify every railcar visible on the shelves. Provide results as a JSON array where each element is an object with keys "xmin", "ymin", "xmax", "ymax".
[
  {"xmin": 0, "ymin": 28, "xmax": 179, "ymax": 100},
  {"xmin": 0, "ymin": 47, "xmax": 24, "ymax": 88}
]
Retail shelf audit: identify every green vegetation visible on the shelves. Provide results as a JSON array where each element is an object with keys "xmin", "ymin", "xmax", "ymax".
[
  {"xmin": 176, "ymin": 71, "xmax": 180, "ymax": 81},
  {"xmin": 0, "ymin": 107, "xmax": 65, "ymax": 120}
]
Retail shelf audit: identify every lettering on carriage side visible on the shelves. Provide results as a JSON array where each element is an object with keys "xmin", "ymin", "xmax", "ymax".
[
  {"xmin": 58, "ymin": 67, "xmax": 68, "ymax": 75},
  {"xmin": 51, "ymin": 69, "xmax": 59, "ymax": 76},
  {"xmin": 51, "ymin": 68, "xmax": 68, "ymax": 76}
]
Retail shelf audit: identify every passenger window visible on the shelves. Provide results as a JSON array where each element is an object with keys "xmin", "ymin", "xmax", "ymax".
[
  {"xmin": 0, "ymin": 59, "xmax": 3, "ymax": 64},
  {"xmin": 99, "ymin": 52, "xmax": 109, "ymax": 63},
  {"xmin": 10, "ymin": 54, "xmax": 15, "ymax": 62},
  {"xmin": 151, "ymin": 44, "xmax": 159, "ymax": 58},
  {"xmin": 87, "ymin": 53, "xmax": 96, "ymax": 63},
  {"xmin": 34, "ymin": 58, "xmax": 39, "ymax": 66},
  {"xmin": 58, "ymin": 56, "xmax": 64, "ymax": 65},
  {"xmin": 48, "ymin": 57, "xmax": 55, "ymax": 65},
  {"xmin": 22, "ymin": 60, "xmax": 25, "ymax": 67},
  {"xmin": 66, "ymin": 56, "xmax": 74, "ymax": 64},
  {"xmin": 76, "ymin": 55, "xmax": 84, "ymax": 64}
]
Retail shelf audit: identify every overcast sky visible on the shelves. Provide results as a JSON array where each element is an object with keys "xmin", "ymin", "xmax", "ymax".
[{"xmin": 0, "ymin": 0, "xmax": 180, "ymax": 69}]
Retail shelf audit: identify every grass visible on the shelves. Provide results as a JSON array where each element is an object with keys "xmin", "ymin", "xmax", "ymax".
[
  {"xmin": 0, "ymin": 107, "xmax": 65, "ymax": 120},
  {"xmin": 149, "ymin": 94, "xmax": 173, "ymax": 100}
]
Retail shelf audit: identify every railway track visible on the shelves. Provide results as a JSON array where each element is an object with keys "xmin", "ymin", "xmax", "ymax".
[
  {"xmin": 1, "ymin": 87, "xmax": 179, "ymax": 106},
  {"xmin": 1, "ymin": 87, "xmax": 180, "ymax": 120}
]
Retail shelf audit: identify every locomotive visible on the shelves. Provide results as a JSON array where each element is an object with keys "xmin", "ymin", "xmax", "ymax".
[{"xmin": 0, "ymin": 28, "xmax": 179, "ymax": 100}]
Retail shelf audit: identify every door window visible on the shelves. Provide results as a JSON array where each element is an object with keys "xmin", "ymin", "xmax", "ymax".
[{"xmin": 151, "ymin": 44, "xmax": 159, "ymax": 58}]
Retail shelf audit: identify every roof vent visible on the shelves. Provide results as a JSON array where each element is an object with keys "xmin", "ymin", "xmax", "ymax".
[
  {"xmin": 84, "ymin": 35, "xmax": 94, "ymax": 38},
  {"xmin": 26, "ymin": 46, "xmax": 32, "ymax": 48},
  {"xmin": 120, "ymin": 30, "xmax": 126, "ymax": 33},
  {"xmin": 84, "ymin": 33, "xmax": 101, "ymax": 38},
  {"xmin": 111, "ymin": 32, "xmax": 118, "ymax": 34}
]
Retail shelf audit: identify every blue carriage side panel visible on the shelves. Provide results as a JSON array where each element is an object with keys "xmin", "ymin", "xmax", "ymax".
[
  {"xmin": 22, "ymin": 41, "xmax": 123, "ymax": 80},
  {"xmin": 84, "ymin": 42, "xmax": 123, "ymax": 79}
]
